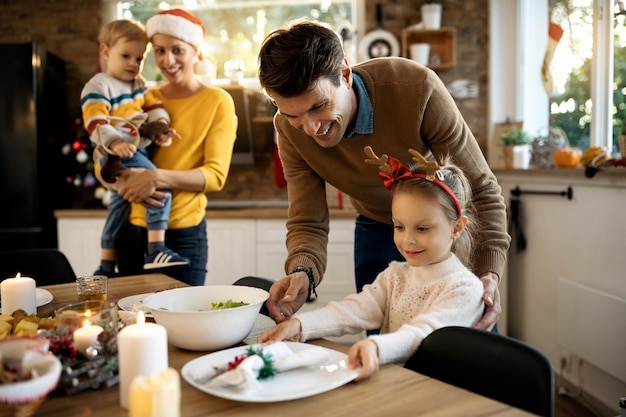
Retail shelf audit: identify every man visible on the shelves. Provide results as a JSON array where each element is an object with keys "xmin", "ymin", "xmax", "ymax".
[{"xmin": 259, "ymin": 19, "xmax": 510, "ymax": 331}]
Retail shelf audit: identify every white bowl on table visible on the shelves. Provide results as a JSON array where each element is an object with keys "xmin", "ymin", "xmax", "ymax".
[
  {"xmin": 143, "ymin": 285, "xmax": 270, "ymax": 351},
  {"xmin": 0, "ymin": 336, "xmax": 62, "ymax": 416}
]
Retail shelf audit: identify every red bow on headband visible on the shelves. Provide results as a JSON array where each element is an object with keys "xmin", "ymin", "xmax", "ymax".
[
  {"xmin": 379, "ymin": 157, "xmax": 414, "ymax": 191},
  {"xmin": 378, "ymin": 156, "xmax": 462, "ymax": 217}
]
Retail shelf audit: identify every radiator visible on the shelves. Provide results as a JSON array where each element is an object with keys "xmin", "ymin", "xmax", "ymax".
[{"xmin": 557, "ymin": 278, "xmax": 626, "ymax": 381}]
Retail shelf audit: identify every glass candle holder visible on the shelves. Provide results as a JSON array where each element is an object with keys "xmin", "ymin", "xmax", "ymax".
[
  {"xmin": 56, "ymin": 300, "xmax": 118, "ymax": 335},
  {"xmin": 76, "ymin": 275, "xmax": 108, "ymax": 301}
]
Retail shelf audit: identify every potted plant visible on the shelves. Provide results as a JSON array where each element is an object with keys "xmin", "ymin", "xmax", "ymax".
[{"xmin": 501, "ymin": 127, "xmax": 533, "ymax": 169}]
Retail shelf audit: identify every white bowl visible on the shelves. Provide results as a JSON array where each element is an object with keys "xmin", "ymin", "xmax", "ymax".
[
  {"xmin": 0, "ymin": 337, "xmax": 62, "ymax": 404},
  {"xmin": 143, "ymin": 285, "xmax": 269, "ymax": 351}
]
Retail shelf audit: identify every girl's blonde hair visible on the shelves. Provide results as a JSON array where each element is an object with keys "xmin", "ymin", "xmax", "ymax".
[
  {"xmin": 393, "ymin": 156, "xmax": 480, "ymax": 267},
  {"xmin": 98, "ymin": 19, "xmax": 148, "ymax": 47}
]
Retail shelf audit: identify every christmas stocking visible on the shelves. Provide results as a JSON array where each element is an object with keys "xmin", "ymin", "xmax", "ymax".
[{"xmin": 542, "ymin": 22, "xmax": 564, "ymax": 95}]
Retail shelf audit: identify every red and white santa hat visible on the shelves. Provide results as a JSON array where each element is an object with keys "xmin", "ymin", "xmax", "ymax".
[{"xmin": 146, "ymin": 8, "xmax": 214, "ymax": 76}]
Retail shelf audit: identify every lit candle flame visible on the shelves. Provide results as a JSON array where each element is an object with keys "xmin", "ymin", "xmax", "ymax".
[
  {"xmin": 15, "ymin": 273, "xmax": 21, "ymax": 279},
  {"xmin": 137, "ymin": 311, "xmax": 145, "ymax": 325},
  {"xmin": 83, "ymin": 319, "xmax": 92, "ymax": 329}
]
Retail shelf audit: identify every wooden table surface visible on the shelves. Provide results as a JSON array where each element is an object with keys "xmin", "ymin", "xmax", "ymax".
[{"xmin": 35, "ymin": 274, "xmax": 535, "ymax": 417}]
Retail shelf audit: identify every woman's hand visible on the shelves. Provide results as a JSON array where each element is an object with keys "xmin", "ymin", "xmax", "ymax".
[
  {"xmin": 474, "ymin": 272, "xmax": 502, "ymax": 331},
  {"xmin": 256, "ymin": 318, "xmax": 302, "ymax": 344},
  {"xmin": 115, "ymin": 168, "xmax": 167, "ymax": 208},
  {"xmin": 265, "ymin": 272, "xmax": 310, "ymax": 323},
  {"xmin": 348, "ymin": 339, "xmax": 379, "ymax": 381}
]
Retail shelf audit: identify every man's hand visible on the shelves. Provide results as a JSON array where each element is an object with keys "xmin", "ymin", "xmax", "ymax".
[
  {"xmin": 474, "ymin": 272, "xmax": 502, "ymax": 331},
  {"xmin": 266, "ymin": 272, "xmax": 309, "ymax": 323}
]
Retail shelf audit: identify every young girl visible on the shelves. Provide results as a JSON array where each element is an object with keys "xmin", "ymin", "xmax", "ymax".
[{"xmin": 257, "ymin": 146, "xmax": 485, "ymax": 381}]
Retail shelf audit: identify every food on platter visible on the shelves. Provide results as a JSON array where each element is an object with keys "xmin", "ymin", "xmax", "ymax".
[{"xmin": 0, "ymin": 310, "xmax": 56, "ymax": 338}]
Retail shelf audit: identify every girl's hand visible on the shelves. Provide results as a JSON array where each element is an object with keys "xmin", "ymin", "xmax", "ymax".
[
  {"xmin": 256, "ymin": 318, "xmax": 302, "ymax": 344},
  {"xmin": 347, "ymin": 339, "xmax": 379, "ymax": 381}
]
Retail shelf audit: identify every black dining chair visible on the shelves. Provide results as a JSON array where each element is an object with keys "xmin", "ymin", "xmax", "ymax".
[
  {"xmin": 233, "ymin": 276, "xmax": 275, "ymax": 317},
  {"xmin": 0, "ymin": 248, "xmax": 77, "ymax": 286},
  {"xmin": 404, "ymin": 326, "xmax": 555, "ymax": 417}
]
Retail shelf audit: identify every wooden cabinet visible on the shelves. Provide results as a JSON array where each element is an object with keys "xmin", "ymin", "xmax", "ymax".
[
  {"xmin": 57, "ymin": 213, "xmax": 356, "ymax": 299},
  {"xmin": 255, "ymin": 218, "xmax": 363, "ymax": 345},
  {"xmin": 57, "ymin": 217, "xmax": 106, "ymax": 277},
  {"xmin": 205, "ymin": 219, "xmax": 256, "ymax": 285},
  {"xmin": 256, "ymin": 218, "xmax": 356, "ymax": 298},
  {"xmin": 401, "ymin": 27, "xmax": 457, "ymax": 69}
]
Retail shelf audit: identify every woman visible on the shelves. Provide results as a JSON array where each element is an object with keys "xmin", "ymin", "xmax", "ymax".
[{"xmin": 109, "ymin": 8, "xmax": 237, "ymax": 285}]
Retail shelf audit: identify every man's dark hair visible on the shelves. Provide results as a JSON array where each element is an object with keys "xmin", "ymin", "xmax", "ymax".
[{"xmin": 258, "ymin": 19, "xmax": 345, "ymax": 97}]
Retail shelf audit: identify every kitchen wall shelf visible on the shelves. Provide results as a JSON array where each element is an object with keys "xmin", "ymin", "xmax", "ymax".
[{"xmin": 401, "ymin": 27, "xmax": 457, "ymax": 69}]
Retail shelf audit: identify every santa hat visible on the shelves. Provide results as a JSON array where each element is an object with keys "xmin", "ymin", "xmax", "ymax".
[{"xmin": 146, "ymin": 9, "xmax": 214, "ymax": 76}]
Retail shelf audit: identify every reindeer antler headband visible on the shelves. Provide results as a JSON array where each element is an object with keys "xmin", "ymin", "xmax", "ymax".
[{"xmin": 364, "ymin": 146, "xmax": 462, "ymax": 217}]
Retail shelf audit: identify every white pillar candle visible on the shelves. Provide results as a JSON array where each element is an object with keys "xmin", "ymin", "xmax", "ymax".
[
  {"xmin": 73, "ymin": 320, "xmax": 103, "ymax": 355},
  {"xmin": 1, "ymin": 273, "xmax": 37, "ymax": 315},
  {"xmin": 129, "ymin": 368, "xmax": 180, "ymax": 417},
  {"xmin": 118, "ymin": 311, "xmax": 168, "ymax": 409}
]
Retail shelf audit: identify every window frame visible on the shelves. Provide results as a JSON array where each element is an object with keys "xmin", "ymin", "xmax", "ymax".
[
  {"xmin": 102, "ymin": 0, "xmax": 362, "ymax": 88},
  {"xmin": 489, "ymin": 0, "xmax": 613, "ymax": 160}
]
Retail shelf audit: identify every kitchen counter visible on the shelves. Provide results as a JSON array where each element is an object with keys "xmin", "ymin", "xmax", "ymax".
[
  {"xmin": 493, "ymin": 166, "xmax": 626, "ymax": 187},
  {"xmin": 54, "ymin": 206, "xmax": 358, "ymax": 220}
]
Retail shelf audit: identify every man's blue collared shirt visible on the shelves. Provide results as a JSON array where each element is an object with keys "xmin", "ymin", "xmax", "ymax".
[{"xmin": 345, "ymin": 73, "xmax": 373, "ymax": 138}]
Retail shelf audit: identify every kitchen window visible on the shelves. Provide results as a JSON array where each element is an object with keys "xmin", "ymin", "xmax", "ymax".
[
  {"xmin": 549, "ymin": 0, "xmax": 626, "ymax": 153},
  {"xmin": 113, "ymin": 0, "xmax": 358, "ymax": 85}
]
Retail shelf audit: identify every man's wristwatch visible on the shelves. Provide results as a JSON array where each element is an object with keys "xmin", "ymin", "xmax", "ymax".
[{"xmin": 290, "ymin": 267, "xmax": 317, "ymax": 302}]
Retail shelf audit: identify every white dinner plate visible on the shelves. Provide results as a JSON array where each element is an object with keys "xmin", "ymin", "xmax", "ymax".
[
  {"xmin": 36, "ymin": 288, "xmax": 53, "ymax": 307},
  {"xmin": 0, "ymin": 288, "xmax": 53, "ymax": 308},
  {"xmin": 181, "ymin": 341, "xmax": 358, "ymax": 402},
  {"xmin": 117, "ymin": 293, "xmax": 154, "ymax": 317}
]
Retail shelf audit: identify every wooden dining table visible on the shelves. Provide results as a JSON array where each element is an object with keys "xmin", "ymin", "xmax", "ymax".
[{"xmin": 34, "ymin": 273, "xmax": 535, "ymax": 417}]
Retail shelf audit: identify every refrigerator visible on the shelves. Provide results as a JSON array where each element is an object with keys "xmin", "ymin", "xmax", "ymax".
[{"xmin": 0, "ymin": 43, "xmax": 72, "ymax": 251}]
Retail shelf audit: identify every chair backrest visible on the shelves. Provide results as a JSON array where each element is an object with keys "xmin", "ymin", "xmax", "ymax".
[
  {"xmin": 0, "ymin": 248, "xmax": 77, "ymax": 286},
  {"xmin": 404, "ymin": 326, "xmax": 554, "ymax": 417},
  {"xmin": 233, "ymin": 276, "xmax": 275, "ymax": 317}
]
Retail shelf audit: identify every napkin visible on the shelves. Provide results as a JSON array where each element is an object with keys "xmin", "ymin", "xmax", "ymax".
[{"xmin": 206, "ymin": 342, "xmax": 330, "ymax": 393}]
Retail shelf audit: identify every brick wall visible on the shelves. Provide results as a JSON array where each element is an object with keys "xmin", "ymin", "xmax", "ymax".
[
  {"xmin": 0, "ymin": 0, "xmax": 101, "ymax": 112},
  {"xmin": 371, "ymin": 0, "xmax": 489, "ymax": 151}
]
